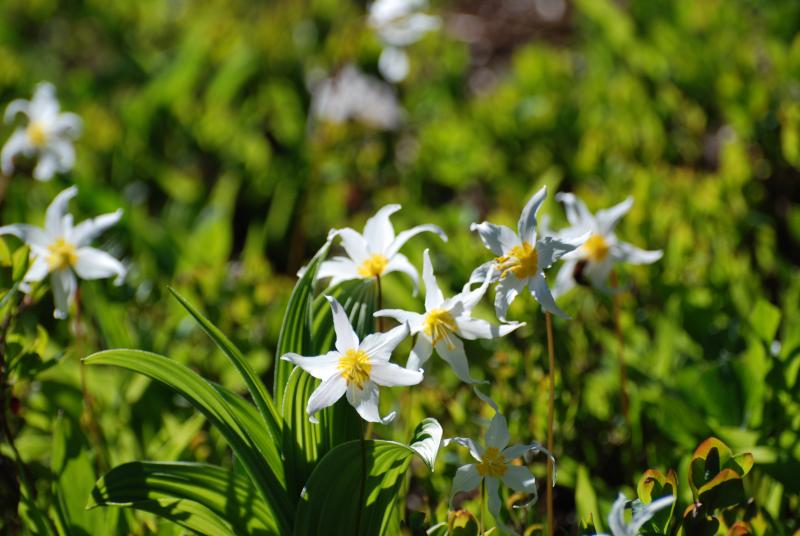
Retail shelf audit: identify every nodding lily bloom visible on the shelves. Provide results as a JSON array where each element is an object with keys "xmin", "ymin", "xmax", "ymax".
[
  {"xmin": 375, "ymin": 249, "xmax": 523, "ymax": 383},
  {"xmin": 281, "ymin": 296, "xmax": 421, "ymax": 424},
  {"xmin": 445, "ymin": 390, "xmax": 555, "ymax": 535},
  {"xmin": 552, "ymin": 194, "xmax": 663, "ymax": 297},
  {"xmin": 317, "ymin": 204, "xmax": 447, "ymax": 291},
  {"xmin": 368, "ymin": 0, "xmax": 440, "ymax": 83},
  {"xmin": 0, "ymin": 186, "xmax": 124, "ymax": 319},
  {"xmin": 469, "ymin": 186, "xmax": 587, "ymax": 321},
  {"xmin": 598, "ymin": 493, "xmax": 675, "ymax": 536},
  {"xmin": 2, "ymin": 82, "xmax": 82, "ymax": 181}
]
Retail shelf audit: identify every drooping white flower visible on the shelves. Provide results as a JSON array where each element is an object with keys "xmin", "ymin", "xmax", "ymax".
[
  {"xmin": 2, "ymin": 82, "xmax": 82, "ymax": 181},
  {"xmin": 0, "ymin": 186, "xmax": 125, "ymax": 319},
  {"xmin": 597, "ymin": 493, "xmax": 675, "ymax": 536},
  {"xmin": 375, "ymin": 249, "xmax": 523, "ymax": 383},
  {"xmin": 469, "ymin": 186, "xmax": 587, "ymax": 321},
  {"xmin": 368, "ymin": 0, "xmax": 440, "ymax": 82},
  {"xmin": 552, "ymin": 194, "xmax": 663, "ymax": 297},
  {"xmin": 310, "ymin": 65, "xmax": 403, "ymax": 130},
  {"xmin": 281, "ymin": 296, "xmax": 421, "ymax": 424},
  {"xmin": 317, "ymin": 204, "xmax": 447, "ymax": 291},
  {"xmin": 445, "ymin": 390, "xmax": 555, "ymax": 535}
]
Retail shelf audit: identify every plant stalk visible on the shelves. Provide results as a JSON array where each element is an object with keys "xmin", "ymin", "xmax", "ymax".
[
  {"xmin": 544, "ymin": 311, "xmax": 556, "ymax": 536},
  {"xmin": 479, "ymin": 478, "xmax": 486, "ymax": 535},
  {"xmin": 375, "ymin": 275, "xmax": 384, "ymax": 332},
  {"xmin": 610, "ymin": 270, "xmax": 630, "ymax": 428}
]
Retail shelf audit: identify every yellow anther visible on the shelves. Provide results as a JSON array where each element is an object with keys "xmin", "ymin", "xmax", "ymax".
[
  {"xmin": 494, "ymin": 242, "xmax": 538, "ymax": 280},
  {"xmin": 27, "ymin": 122, "xmax": 48, "ymax": 147},
  {"xmin": 476, "ymin": 447, "xmax": 507, "ymax": 477},
  {"xmin": 338, "ymin": 348, "xmax": 372, "ymax": 389},
  {"xmin": 582, "ymin": 233, "xmax": 610, "ymax": 262},
  {"xmin": 423, "ymin": 308, "xmax": 457, "ymax": 348},
  {"xmin": 357, "ymin": 254, "xmax": 389, "ymax": 278},
  {"xmin": 47, "ymin": 238, "xmax": 78, "ymax": 270}
]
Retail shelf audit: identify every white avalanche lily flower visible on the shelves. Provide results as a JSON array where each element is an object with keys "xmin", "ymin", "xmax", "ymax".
[
  {"xmin": 281, "ymin": 296, "xmax": 421, "ymax": 424},
  {"xmin": 445, "ymin": 391, "xmax": 555, "ymax": 535},
  {"xmin": 469, "ymin": 186, "xmax": 587, "ymax": 321},
  {"xmin": 375, "ymin": 249, "xmax": 523, "ymax": 383},
  {"xmin": 317, "ymin": 204, "xmax": 447, "ymax": 291},
  {"xmin": 0, "ymin": 186, "xmax": 125, "ymax": 319},
  {"xmin": 368, "ymin": 0, "xmax": 440, "ymax": 83},
  {"xmin": 2, "ymin": 82, "xmax": 82, "ymax": 181},
  {"xmin": 553, "ymin": 193, "xmax": 663, "ymax": 297},
  {"xmin": 598, "ymin": 493, "xmax": 675, "ymax": 536}
]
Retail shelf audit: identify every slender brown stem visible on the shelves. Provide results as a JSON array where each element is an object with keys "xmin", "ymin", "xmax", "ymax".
[
  {"xmin": 479, "ymin": 478, "xmax": 486, "ymax": 534},
  {"xmin": 544, "ymin": 312, "xmax": 556, "ymax": 536},
  {"xmin": 375, "ymin": 275, "xmax": 384, "ymax": 332},
  {"xmin": 610, "ymin": 271, "xmax": 630, "ymax": 428}
]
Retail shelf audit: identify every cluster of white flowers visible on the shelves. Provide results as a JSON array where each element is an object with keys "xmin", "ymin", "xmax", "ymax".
[
  {"xmin": 283, "ymin": 187, "xmax": 662, "ymax": 534},
  {"xmin": 1, "ymin": 84, "xmax": 125, "ymax": 319}
]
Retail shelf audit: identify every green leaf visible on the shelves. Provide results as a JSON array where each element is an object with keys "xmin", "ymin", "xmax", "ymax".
[
  {"xmin": 636, "ymin": 469, "xmax": 677, "ymax": 533},
  {"xmin": 749, "ymin": 299, "xmax": 781, "ymax": 343},
  {"xmin": 88, "ymin": 461, "xmax": 277, "ymax": 535},
  {"xmin": 117, "ymin": 498, "xmax": 235, "ymax": 536},
  {"xmin": 11, "ymin": 245, "xmax": 29, "ymax": 282},
  {"xmin": 83, "ymin": 349, "xmax": 292, "ymax": 533},
  {"xmin": 293, "ymin": 418, "xmax": 442, "ymax": 536}
]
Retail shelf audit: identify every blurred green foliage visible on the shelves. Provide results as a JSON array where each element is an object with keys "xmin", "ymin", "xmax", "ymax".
[{"xmin": 0, "ymin": 0, "xmax": 799, "ymax": 533}]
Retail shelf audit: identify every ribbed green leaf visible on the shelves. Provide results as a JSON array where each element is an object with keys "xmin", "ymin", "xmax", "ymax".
[
  {"xmin": 293, "ymin": 418, "xmax": 443, "ymax": 536},
  {"xmin": 118, "ymin": 498, "xmax": 235, "ymax": 536},
  {"xmin": 83, "ymin": 349, "xmax": 292, "ymax": 533},
  {"xmin": 88, "ymin": 461, "xmax": 276, "ymax": 535}
]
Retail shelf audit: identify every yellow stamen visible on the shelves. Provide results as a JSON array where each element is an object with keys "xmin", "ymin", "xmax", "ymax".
[
  {"xmin": 337, "ymin": 348, "xmax": 372, "ymax": 389},
  {"xmin": 27, "ymin": 122, "xmax": 48, "ymax": 147},
  {"xmin": 423, "ymin": 308, "xmax": 457, "ymax": 348},
  {"xmin": 47, "ymin": 238, "xmax": 78, "ymax": 270},
  {"xmin": 357, "ymin": 253, "xmax": 389, "ymax": 278},
  {"xmin": 494, "ymin": 242, "xmax": 538, "ymax": 280},
  {"xmin": 582, "ymin": 233, "xmax": 610, "ymax": 262},
  {"xmin": 476, "ymin": 446, "xmax": 507, "ymax": 477}
]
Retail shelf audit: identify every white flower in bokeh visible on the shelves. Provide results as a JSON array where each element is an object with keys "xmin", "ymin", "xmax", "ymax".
[
  {"xmin": 317, "ymin": 204, "xmax": 447, "ymax": 291},
  {"xmin": 0, "ymin": 187, "xmax": 125, "ymax": 319},
  {"xmin": 2, "ymin": 82, "xmax": 82, "ymax": 181},
  {"xmin": 281, "ymin": 296, "xmax": 420, "ymax": 424},
  {"xmin": 310, "ymin": 65, "xmax": 402, "ymax": 129},
  {"xmin": 368, "ymin": 0, "xmax": 440, "ymax": 82},
  {"xmin": 598, "ymin": 493, "xmax": 674, "ymax": 536},
  {"xmin": 552, "ymin": 193, "xmax": 662, "ymax": 297},
  {"xmin": 376, "ymin": 249, "xmax": 523, "ymax": 383},
  {"xmin": 469, "ymin": 186, "xmax": 587, "ymax": 320}
]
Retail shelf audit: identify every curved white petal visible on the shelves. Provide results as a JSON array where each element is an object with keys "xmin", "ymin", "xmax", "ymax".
[
  {"xmin": 485, "ymin": 477, "xmax": 502, "ymax": 524},
  {"xmin": 630, "ymin": 496, "xmax": 675, "ymax": 533},
  {"xmin": 434, "ymin": 337, "xmax": 481, "ymax": 384},
  {"xmin": 452, "ymin": 266, "xmax": 493, "ymax": 313},
  {"xmin": 386, "ymin": 223, "xmax": 447, "ymax": 258},
  {"xmin": 369, "ymin": 360, "xmax": 423, "ymax": 387},
  {"xmin": 363, "ymin": 204, "xmax": 400, "ymax": 253},
  {"xmin": 584, "ymin": 258, "xmax": 614, "ymax": 293},
  {"xmin": 596, "ymin": 196, "xmax": 634, "ymax": 235},
  {"xmin": 467, "ymin": 260, "xmax": 498, "ymax": 287},
  {"xmin": 1, "ymin": 130, "xmax": 31, "ymax": 175},
  {"xmin": 443, "ymin": 437, "xmax": 484, "ymax": 461},
  {"xmin": 317, "ymin": 257, "xmax": 359, "ymax": 287},
  {"xmin": 23, "ymin": 256, "xmax": 50, "ymax": 283},
  {"xmin": 502, "ymin": 465, "xmax": 536, "ymax": 494},
  {"xmin": 281, "ymin": 351, "xmax": 341, "ymax": 380},
  {"xmin": 360, "ymin": 322, "xmax": 409, "ymax": 360},
  {"xmin": 469, "ymin": 222, "xmax": 519, "ymax": 256},
  {"xmin": 325, "ymin": 295, "xmax": 359, "ymax": 353},
  {"xmin": 70, "ymin": 209, "xmax": 123, "ymax": 247},
  {"xmin": 448, "ymin": 464, "xmax": 481, "ymax": 507},
  {"xmin": 30, "ymin": 82, "xmax": 59, "ymax": 121},
  {"xmin": 46, "ymin": 139, "xmax": 76, "ymax": 171},
  {"xmin": 378, "ymin": 46, "xmax": 410, "ymax": 83},
  {"xmin": 422, "ymin": 249, "xmax": 444, "ymax": 310},
  {"xmin": 346, "ymin": 381, "xmax": 394, "ymax": 424},
  {"xmin": 374, "ymin": 309, "xmax": 425, "ymax": 332},
  {"xmin": 607, "ymin": 494, "xmax": 629, "ymax": 536},
  {"xmin": 485, "ymin": 412, "xmax": 510, "ymax": 450},
  {"xmin": 518, "ymin": 185, "xmax": 547, "ymax": 245},
  {"xmin": 0, "ymin": 224, "xmax": 50, "ymax": 248},
  {"xmin": 53, "ymin": 112, "xmax": 82, "ymax": 138},
  {"xmin": 333, "ymin": 227, "xmax": 370, "ymax": 264},
  {"xmin": 383, "ymin": 252, "xmax": 419, "ymax": 291},
  {"xmin": 73, "ymin": 247, "xmax": 125, "ymax": 284},
  {"xmin": 552, "ymin": 258, "xmax": 577, "ymax": 299},
  {"xmin": 535, "ymin": 235, "xmax": 584, "ymax": 273},
  {"xmin": 51, "ymin": 269, "xmax": 76, "ymax": 319},
  {"xmin": 4, "ymin": 99, "xmax": 30, "ymax": 123},
  {"xmin": 494, "ymin": 275, "xmax": 525, "ymax": 322},
  {"xmin": 407, "ymin": 335, "xmax": 433, "ymax": 369},
  {"xmin": 456, "ymin": 317, "xmax": 523, "ymax": 340},
  {"xmin": 33, "ymin": 152, "xmax": 59, "ymax": 181},
  {"xmin": 531, "ymin": 273, "xmax": 569, "ymax": 319},
  {"xmin": 307, "ymin": 374, "xmax": 347, "ymax": 423},
  {"xmin": 614, "ymin": 242, "xmax": 663, "ymax": 265},
  {"xmin": 45, "ymin": 186, "xmax": 78, "ymax": 236},
  {"xmin": 555, "ymin": 192, "xmax": 595, "ymax": 230}
]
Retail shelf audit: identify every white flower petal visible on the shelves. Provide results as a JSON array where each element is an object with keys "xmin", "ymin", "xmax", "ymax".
[
  {"xmin": 555, "ymin": 192, "xmax": 595, "ymax": 230},
  {"xmin": 485, "ymin": 476, "xmax": 502, "ymax": 523},
  {"xmin": 280, "ymin": 351, "xmax": 341, "ymax": 380},
  {"xmin": 455, "ymin": 317, "xmax": 523, "ymax": 340},
  {"xmin": 30, "ymin": 82, "xmax": 59, "ymax": 121},
  {"xmin": 47, "ymin": 139, "xmax": 76, "ymax": 172},
  {"xmin": 45, "ymin": 186, "xmax": 78, "ymax": 236},
  {"xmin": 443, "ymin": 437, "xmax": 484, "ymax": 461},
  {"xmin": 369, "ymin": 360, "xmax": 423, "ymax": 387},
  {"xmin": 317, "ymin": 257, "xmax": 359, "ymax": 287},
  {"xmin": 535, "ymin": 235, "xmax": 584, "ymax": 273},
  {"xmin": 333, "ymin": 227, "xmax": 370, "ymax": 264},
  {"xmin": 383, "ymin": 252, "xmax": 419, "ymax": 291},
  {"xmin": 469, "ymin": 222, "xmax": 519, "ymax": 256},
  {"xmin": 501, "ymin": 444, "xmax": 530, "ymax": 460},
  {"xmin": 53, "ymin": 112, "xmax": 82, "ymax": 138},
  {"xmin": 607, "ymin": 494, "xmax": 629, "ymax": 536},
  {"xmin": 374, "ymin": 309, "xmax": 425, "ymax": 332},
  {"xmin": 346, "ymin": 381, "xmax": 394, "ymax": 424},
  {"xmin": 518, "ymin": 185, "xmax": 547, "ymax": 245},
  {"xmin": 360, "ymin": 322, "xmax": 409, "ymax": 360},
  {"xmin": 325, "ymin": 295, "xmax": 360, "ymax": 353},
  {"xmin": 386, "ymin": 223, "xmax": 447, "ymax": 258},
  {"xmin": 4, "ymin": 99, "xmax": 30, "ymax": 123},
  {"xmin": 448, "ymin": 464, "xmax": 481, "ymax": 508},
  {"xmin": 407, "ymin": 335, "xmax": 433, "ymax": 369},
  {"xmin": 614, "ymin": 242, "xmax": 663, "ymax": 265},
  {"xmin": 378, "ymin": 46, "xmax": 410, "ymax": 83},
  {"xmin": 70, "ymin": 209, "xmax": 123, "ymax": 247},
  {"xmin": 584, "ymin": 258, "xmax": 614, "ymax": 293},
  {"xmin": 73, "ymin": 247, "xmax": 125, "ymax": 284},
  {"xmin": 422, "ymin": 249, "xmax": 445, "ymax": 310},
  {"xmin": 494, "ymin": 275, "xmax": 525, "ymax": 322},
  {"xmin": 33, "ymin": 151, "xmax": 59, "ymax": 181},
  {"xmin": 630, "ymin": 495, "xmax": 675, "ymax": 533},
  {"xmin": 452, "ymin": 266, "xmax": 493, "ymax": 313},
  {"xmin": 531, "ymin": 273, "xmax": 569, "ymax": 319},
  {"xmin": 434, "ymin": 337, "xmax": 480, "ymax": 384},
  {"xmin": 485, "ymin": 412, "xmax": 510, "ymax": 450},
  {"xmin": 596, "ymin": 196, "xmax": 633, "ymax": 235},
  {"xmin": 307, "ymin": 375, "xmax": 347, "ymax": 423},
  {"xmin": 363, "ymin": 204, "xmax": 400, "ymax": 254},
  {"xmin": 51, "ymin": 269, "xmax": 76, "ymax": 319},
  {"xmin": 1, "ymin": 130, "xmax": 31, "ymax": 175},
  {"xmin": 467, "ymin": 260, "xmax": 498, "ymax": 287},
  {"xmin": 23, "ymin": 256, "xmax": 50, "ymax": 283},
  {"xmin": 502, "ymin": 465, "xmax": 536, "ymax": 495},
  {"xmin": 552, "ymin": 258, "xmax": 577, "ymax": 299},
  {"xmin": 0, "ymin": 224, "xmax": 50, "ymax": 248}
]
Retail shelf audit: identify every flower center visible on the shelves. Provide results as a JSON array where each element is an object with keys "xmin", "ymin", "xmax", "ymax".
[
  {"xmin": 582, "ymin": 233, "xmax": 610, "ymax": 262},
  {"xmin": 27, "ymin": 121, "xmax": 48, "ymax": 147},
  {"xmin": 357, "ymin": 253, "xmax": 389, "ymax": 278},
  {"xmin": 47, "ymin": 238, "xmax": 78, "ymax": 271},
  {"xmin": 494, "ymin": 242, "xmax": 538, "ymax": 280},
  {"xmin": 337, "ymin": 348, "xmax": 372, "ymax": 389},
  {"xmin": 423, "ymin": 308, "xmax": 457, "ymax": 347},
  {"xmin": 476, "ymin": 446, "xmax": 507, "ymax": 478}
]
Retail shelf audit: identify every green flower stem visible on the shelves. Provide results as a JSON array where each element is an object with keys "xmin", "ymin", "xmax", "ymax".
[
  {"xmin": 610, "ymin": 270, "xmax": 630, "ymax": 429},
  {"xmin": 480, "ymin": 478, "xmax": 486, "ymax": 535},
  {"xmin": 545, "ymin": 311, "xmax": 556, "ymax": 536}
]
